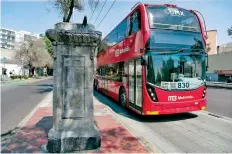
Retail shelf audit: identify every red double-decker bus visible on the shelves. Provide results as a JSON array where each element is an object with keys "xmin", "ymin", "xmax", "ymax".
[{"xmin": 94, "ymin": 3, "xmax": 208, "ymax": 115}]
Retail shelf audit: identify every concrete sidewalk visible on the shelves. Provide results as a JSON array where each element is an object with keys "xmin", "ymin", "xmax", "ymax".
[
  {"xmin": 1, "ymin": 92, "xmax": 148, "ymax": 153},
  {"xmin": 1, "ymin": 76, "xmax": 51, "ymax": 86}
]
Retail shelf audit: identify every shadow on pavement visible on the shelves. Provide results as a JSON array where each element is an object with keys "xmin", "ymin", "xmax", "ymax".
[
  {"xmin": 94, "ymin": 90, "xmax": 198, "ymax": 123},
  {"xmin": 16, "ymin": 84, "xmax": 53, "ymax": 94},
  {"xmin": 37, "ymin": 84, "xmax": 53, "ymax": 94},
  {"xmin": 35, "ymin": 116, "xmax": 53, "ymax": 135},
  {"xmin": 38, "ymin": 88, "xmax": 53, "ymax": 94},
  {"xmin": 36, "ymin": 84, "xmax": 53, "ymax": 87}
]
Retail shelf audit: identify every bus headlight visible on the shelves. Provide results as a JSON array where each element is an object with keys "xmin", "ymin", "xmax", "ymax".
[
  {"xmin": 146, "ymin": 84, "xmax": 158, "ymax": 102},
  {"xmin": 202, "ymin": 86, "xmax": 206, "ymax": 98}
]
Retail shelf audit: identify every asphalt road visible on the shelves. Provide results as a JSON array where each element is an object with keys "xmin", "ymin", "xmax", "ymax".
[
  {"xmin": 94, "ymin": 88, "xmax": 232, "ymax": 153},
  {"xmin": 1, "ymin": 77, "xmax": 53, "ymax": 134},
  {"xmin": 207, "ymin": 87, "xmax": 232, "ymax": 118}
]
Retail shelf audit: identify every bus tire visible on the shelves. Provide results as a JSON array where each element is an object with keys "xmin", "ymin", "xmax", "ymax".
[{"xmin": 119, "ymin": 87, "xmax": 126, "ymax": 107}]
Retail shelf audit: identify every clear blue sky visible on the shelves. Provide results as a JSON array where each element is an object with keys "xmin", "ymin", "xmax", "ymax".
[{"xmin": 1, "ymin": 0, "xmax": 232, "ymax": 45}]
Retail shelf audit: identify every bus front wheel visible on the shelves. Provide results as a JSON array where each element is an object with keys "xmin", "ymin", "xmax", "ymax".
[{"xmin": 119, "ymin": 88, "xmax": 126, "ymax": 107}]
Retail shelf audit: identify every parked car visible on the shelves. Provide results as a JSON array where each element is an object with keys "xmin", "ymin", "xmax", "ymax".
[{"xmin": 227, "ymin": 77, "xmax": 232, "ymax": 83}]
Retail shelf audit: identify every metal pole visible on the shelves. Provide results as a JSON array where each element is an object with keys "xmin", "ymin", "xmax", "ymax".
[{"xmin": 3, "ymin": 61, "xmax": 5, "ymax": 83}]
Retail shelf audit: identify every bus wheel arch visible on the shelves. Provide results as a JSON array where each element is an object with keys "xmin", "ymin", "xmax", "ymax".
[{"xmin": 119, "ymin": 86, "xmax": 127, "ymax": 107}]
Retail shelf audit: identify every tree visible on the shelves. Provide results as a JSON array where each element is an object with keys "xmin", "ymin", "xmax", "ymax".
[
  {"xmin": 53, "ymin": 0, "xmax": 98, "ymax": 22},
  {"xmin": 206, "ymin": 43, "xmax": 211, "ymax": 53},
  {"xmin": 43, "ymin": 36, "xmax": 53, "ymax": 56},
  {"xmin": 228, "ymin": 26, "xmax": 232, "ymax": 38},
  {"xmin": 14, "ymin": 38, "xmax": 53, "ymax": 75}
]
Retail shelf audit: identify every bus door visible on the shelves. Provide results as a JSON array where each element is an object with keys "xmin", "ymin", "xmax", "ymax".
[
  {"xmin": 103, "ymin": 66, "xmax": 108, "ymax": 92},
  {"xmin": 128, "ymin": 59, "xmax": 142, "ymax": 111}
]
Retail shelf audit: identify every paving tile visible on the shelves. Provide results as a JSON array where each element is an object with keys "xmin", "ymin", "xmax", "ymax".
[
  {"xmin": 136, "ymin": 145, "xmax": 149, "ymax": 153},
  {"xmin": 21, "ymin": 144, "xmax": 40, "ymax": 153},
  {"xmin": 15, "ymin": 132, "xmax": 38, "ymax": 143},
  {"xmin": 2, "ymin": 102, "xmax": 148, "ymax": 153},
  {"xmin": 1, "ymin": 148, "xmax": 13, "ymax": 153},
  {"xmin": 20, "ymin": 127, "xmax": 45, "ymax": 136},
  {"xmin": 5, "ymin": 138, "xmax": 40, "ymax": 153},
  {"xmin": 119, "ymin": 141, "xmax": 143, "ymax": 152},
  {"xmin": 26, "ymin": 117, "xmax": 42, "ymax": 123},
  {"xmin": 30, "ymin": 137, "xmax": 48, "ymax": 147},
  {"xmin": 25, "ymin": 120, "xmax": 38, "ymax": 126},
  {"xmin": 100, "ymin": 145, "xmax": 120, "ymax": 152},
  {"xmin": 1, "ymin": 137, "xmax": 13, "ymax": 149},
  {"xmin": 5, "ymin": 138, "xmax": 25, "ymax": 152}
]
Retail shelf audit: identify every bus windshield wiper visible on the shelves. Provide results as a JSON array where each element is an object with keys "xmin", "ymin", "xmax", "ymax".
[{"xmin": 147, "ymin": 48, "xmax": 204, "ymax": 55}]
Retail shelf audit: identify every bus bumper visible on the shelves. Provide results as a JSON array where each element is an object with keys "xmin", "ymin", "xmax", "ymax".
[{"xmin": 145, "ymin": 99, "xmax": 206, "ymax": 115}]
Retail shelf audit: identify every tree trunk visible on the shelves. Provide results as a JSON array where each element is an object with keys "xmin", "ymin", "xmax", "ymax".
[
  {"xmin": 63, "ymin": 0, "xmax": 74, "ymax": 22},
  {"xmin": 29, "ymin": 64, "xmax": 33, "ymax": 76},
  {"xmin": 32, "ymin": 67, "xmax": 35, "ymax": 76}
]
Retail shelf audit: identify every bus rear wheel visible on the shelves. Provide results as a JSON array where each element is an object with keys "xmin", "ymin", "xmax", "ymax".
[{"xmin": 119, "ymin": 88, "xmax": 126, "ymax": 107}]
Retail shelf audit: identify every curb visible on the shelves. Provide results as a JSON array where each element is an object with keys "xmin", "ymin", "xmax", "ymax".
[
  {"xmin": 200, "ymin": 110, "xmax": 232, "ymax": 122},
  {"xmin": 206, "ymin": 84, "xmax": 232, "ymax": 89},
  {"xmin": 1, "ymin": 77, "xmax": 52, "ymax": 86},
  {"xmin": 94, "ymin": 97, "xmax": 161, "ymax": 154},
  {"xmin": 113, "ymin": 115, "xmax": 161, "ymax": 154}
]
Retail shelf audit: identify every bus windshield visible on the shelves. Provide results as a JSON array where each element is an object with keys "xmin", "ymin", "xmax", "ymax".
[
  {"xmin": 146, "ymin": 52, "xmax": 206, "ymax": 90},
  {"xmin": 146, "ymin": 6, "xmax": 201, "ymax": 32}
]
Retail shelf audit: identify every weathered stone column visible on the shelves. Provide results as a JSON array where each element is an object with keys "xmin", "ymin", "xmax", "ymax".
[{"xmin": 45, "ymin": 22, "xmax": 102, "ymax": 153}]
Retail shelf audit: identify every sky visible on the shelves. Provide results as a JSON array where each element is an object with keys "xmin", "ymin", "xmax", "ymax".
[{"xmin": 1, "ymin": 0, "xmax": 232, "ymax": 45}]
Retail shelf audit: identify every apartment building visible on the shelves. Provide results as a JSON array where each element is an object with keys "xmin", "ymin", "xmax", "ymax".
[{"xmin": 0, "ymin": 28, "xmax": 39, "ymax": 50}]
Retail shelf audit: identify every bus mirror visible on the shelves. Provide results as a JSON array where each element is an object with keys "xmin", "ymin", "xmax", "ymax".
[{"xmin": 141, "ymin": 56, "xmax": 148, "ymax": 66}]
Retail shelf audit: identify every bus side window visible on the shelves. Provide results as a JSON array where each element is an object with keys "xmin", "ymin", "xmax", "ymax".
[
  {"xmin": 118, "ymin": 19, "xmax": 127, "ymax": 42},
  {"xmin": 128, "ymin": 10, "xmax": 141, "ymax": 36},
  {"xmin": 101, "ymin": 66, "xmax": 105, "ymax": 79}
]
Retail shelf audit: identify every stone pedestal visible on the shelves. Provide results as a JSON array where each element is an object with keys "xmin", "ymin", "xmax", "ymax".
[{"xmin": 45, "ymin": 22, "xmax": 102, "ymax": 153}]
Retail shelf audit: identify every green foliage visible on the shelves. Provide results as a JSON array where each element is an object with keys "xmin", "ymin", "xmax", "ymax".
[
  {"xmin": 10, "ymin": 75, "xmax": 29, "ymax": 80},
  {"xmin": 54, "ymin": 0, "xmax": 84, "ymax": 22},
  {"xmin": 53, "ymin": 0, "xmax": 97, "ymax": 22},
  {"xmin": 23, "ymin": 75, "xmax": 29, "ymax": 79},
  {"xmin": 10, "ymin": 76, "xmax": 16, "ymax": 79},
  {"xmin": 43, "ymin": 37, "xmax": 53, "ymax": 56},
  {"xmin": 206, "ymin": 43, "xmax": 211, "ymax": 53}
]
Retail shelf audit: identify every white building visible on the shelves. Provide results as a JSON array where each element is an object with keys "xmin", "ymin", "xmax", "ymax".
[
  {"xmin": 0, "ymin": 28, "xmax": 16, "ymax": 50},
  {"xmin": 0, "ymin": 27, "xmax": 40, "ymax": 50},
  {"xmin": 217, "ymin": 42, "xmax": 232, "ymax": 54},
  {"xmin": 0, "ymin": 28, "xmax": 40, "ymax": 77}
]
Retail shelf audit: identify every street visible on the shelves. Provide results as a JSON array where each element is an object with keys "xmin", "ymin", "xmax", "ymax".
[
  {"xmin": 1, "ymin": 77, "xmax": 53, "ymax": 134},
  {"xmin": 1, "ymin": 78, "xmax": 232, "ymax": 152},
  {"xmin": 94, "ymin": 87, "xmax": 232, "ymax": 153},
  {"xmin": 207, "ymin": 87, "xmax": 232, "ymax": 118}
]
